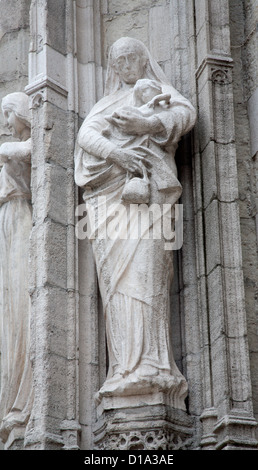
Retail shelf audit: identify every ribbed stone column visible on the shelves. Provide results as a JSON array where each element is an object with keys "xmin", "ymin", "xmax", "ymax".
[
  {"xmin": 194, "ymin": 0, "xmax": 258, "ymax": 450},
  {"xmin": 24, "ymin": 0, "xmax": 80, "ymax": 450}
]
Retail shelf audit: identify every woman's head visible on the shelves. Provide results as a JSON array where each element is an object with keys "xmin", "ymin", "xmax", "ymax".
[
  {"xmin": 105, "ymin": 37, "xmax": 170, "ymax": 96},
  {"xmin": 2, "ymin": 92, "xmax": 31, "ymax": 139},
  {"xmin": 110, "ymin": 37, "xmax": 148, "ymax": 86}
]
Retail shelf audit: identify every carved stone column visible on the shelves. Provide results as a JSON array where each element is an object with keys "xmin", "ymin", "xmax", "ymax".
[
  {"xmin": 24, "ymin": 0, "xmax": 80, "ymax": 450},
  {"xmin": 194, "ymin": 0, "xmax": 258, "ymax": 449}
]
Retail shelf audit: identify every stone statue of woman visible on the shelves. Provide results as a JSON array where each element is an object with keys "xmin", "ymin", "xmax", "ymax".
[
  {"xmin": 0, "ymin": 92, "xmax": 33, "ymax": 445},
  {"xmin": 75, "ymin": 37, "xmax": 196, "ymax": 409}
]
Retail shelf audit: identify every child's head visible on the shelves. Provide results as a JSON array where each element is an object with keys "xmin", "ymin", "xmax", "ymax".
[{"xmin": 133, "ymin": 79, "xmax": 162, "ymax": 105}]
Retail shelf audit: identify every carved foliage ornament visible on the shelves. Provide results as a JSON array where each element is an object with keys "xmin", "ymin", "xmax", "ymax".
[
  {"xmin": 96, "ymin": 428, "xmax": 193, "ymax": 451},
  {"xmin": 211, "ymin": 67, "xmax": 232, "ymax": 85}
]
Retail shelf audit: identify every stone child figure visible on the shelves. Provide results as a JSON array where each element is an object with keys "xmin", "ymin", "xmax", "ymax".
[
  {"xmin": 0, "ymin": 92, "xmax": 33, "ymax": 445},
  {"xmin": 74, "ymin": 37, "xmax": 196, "ymax": 409}
]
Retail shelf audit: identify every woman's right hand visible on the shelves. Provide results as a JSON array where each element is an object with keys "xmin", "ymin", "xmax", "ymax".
[{"xmin": 108, "ymin": 148, "xmax": 151, "ymax": 176}]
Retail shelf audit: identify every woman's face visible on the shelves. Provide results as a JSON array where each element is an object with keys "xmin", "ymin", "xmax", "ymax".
[
  {"xmin": 113, "ymin": 45, "xmax": 147, "ymax": 85},
  {"xmin": 4, "ymin": 110, "xmax": 26, "ymax": 139}
]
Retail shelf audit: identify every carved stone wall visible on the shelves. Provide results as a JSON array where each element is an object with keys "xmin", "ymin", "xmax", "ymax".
[
  {"xmin": 0, "ymin": 0, "xmax": 31, "ymax": 146},
  {"xmin": 0, "ymin": 0, "xmax": 257, "ymax": 451}
]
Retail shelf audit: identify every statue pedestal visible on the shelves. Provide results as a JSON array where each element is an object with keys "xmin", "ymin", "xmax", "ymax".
[{"xmin": 93, "ymin": 393, "xmax": 194, "ymax": 450}]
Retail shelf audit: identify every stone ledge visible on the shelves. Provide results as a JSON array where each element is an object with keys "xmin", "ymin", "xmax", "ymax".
[
  {"xmin": 214, "ymin": 414, "xmax": 258, "ymax": 450},
  {"xmin": 196, "ymin": 54, "xmax": 234, "ymax": 81}
]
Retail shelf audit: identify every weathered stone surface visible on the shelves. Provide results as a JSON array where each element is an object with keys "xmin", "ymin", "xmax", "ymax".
[
  {"xmin": 0, "ymin": 0, "xmax": 30, "ymax": 146},
  {"xmin": 248, "ymin": 88, "xmax": 258, "ymax": 157},
  {"xmin": 0, "ymin": 0, "xmax": 257, "ymax": 452},
  {"xmin": 229, "ymin": 0, "xmax": 258, "ymax": 438}
]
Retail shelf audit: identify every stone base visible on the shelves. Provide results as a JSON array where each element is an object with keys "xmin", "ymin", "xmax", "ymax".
[
  {"xmin": 214, "ymin": 415, "xmax": 258, "ymax": 450},
  {"xmin": 93, "ymin": 398, "xmax": 194, "ymax": 450},
  {"xmin": 96, "ymin": 389, "xmax": 186, "ymax": 419}
]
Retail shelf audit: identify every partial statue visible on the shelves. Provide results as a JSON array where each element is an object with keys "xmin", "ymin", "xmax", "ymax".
[
  {"xmin": 0, "ymin": 92, "xmax": 33, "ymax": 444},
  {"xmin": 75, "ymin": 37, "xmax": 196, "ymax": 409}
]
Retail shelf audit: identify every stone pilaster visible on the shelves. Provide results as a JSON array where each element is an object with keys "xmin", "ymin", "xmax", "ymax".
[
  {"xmin": 24, "ymin": 0, "xmax": 80, "ymax": 450},
  {"xmin": 75, "ymin": 0, "xmax": 107, "ymax": 450},
  {"xmin": 169, "ymin": 1, "xmax": 202, "ymax": 449},
  {"xmin": 194, "ymin": 0, "xmax": 258, "ymax": 449}
]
